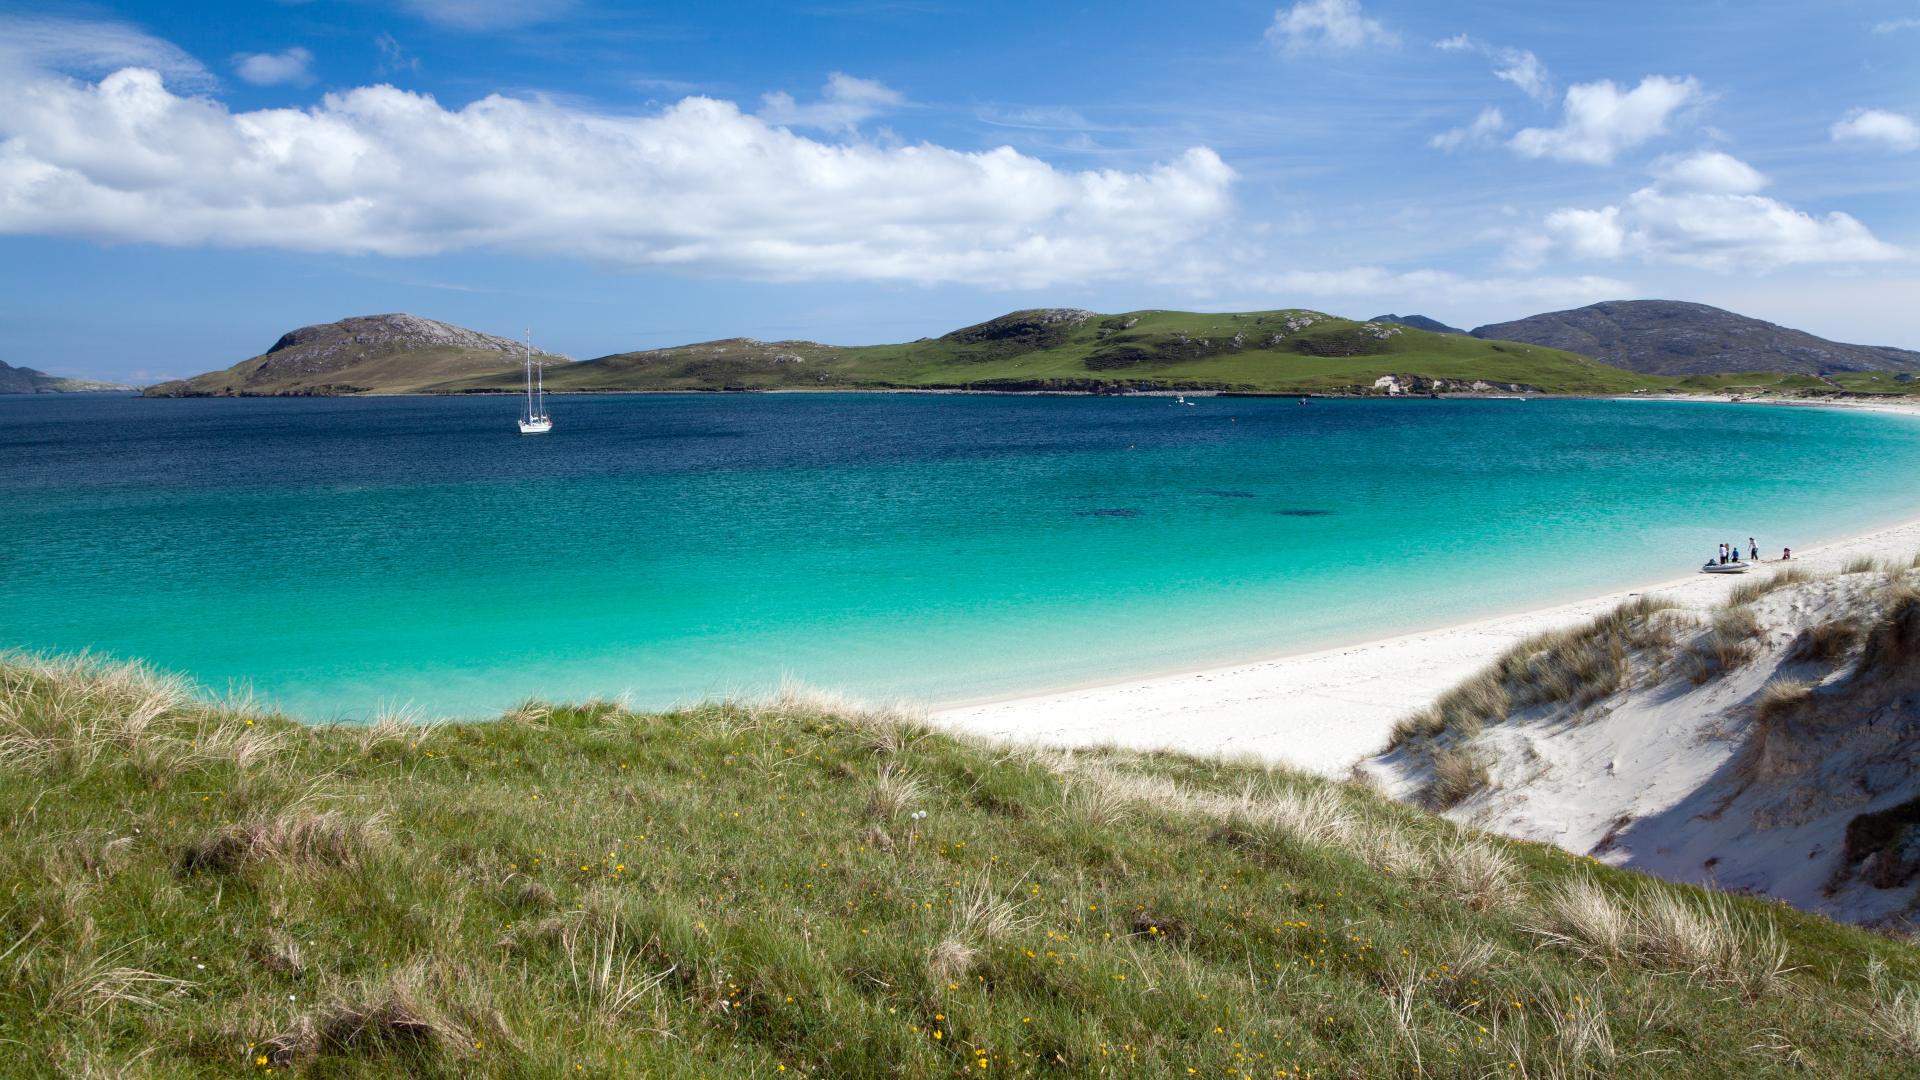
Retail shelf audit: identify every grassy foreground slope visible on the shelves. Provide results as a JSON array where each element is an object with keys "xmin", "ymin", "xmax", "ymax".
[
  {"xmin": 5, "ymin": 655, "xmax": 1920, "ymax": 1077},
  {"xmin": 431, "ymin": 308, "xmax": 1664, "ymax": 396}
]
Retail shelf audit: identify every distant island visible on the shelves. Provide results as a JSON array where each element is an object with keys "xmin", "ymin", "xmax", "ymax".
[
  {"xmin": 139, "ymin": 301, "xmax": 1920, "ymax": 400},
  {"xmin": 0, "ymin": 359, "xmax": 133, "ymax": 394}
]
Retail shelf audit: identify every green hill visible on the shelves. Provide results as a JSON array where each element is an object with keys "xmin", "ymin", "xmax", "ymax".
[
  {"xmin": 141, "ymin": 307, "xmax": 1920, "ymax": 400},
  {"xmin": 147, "ymin": 308, "xmax": 1675, "ymax": 398},
  {"xmin": 440, "ymin": 308, "xmax": 1662, "ymax": 396},
  {"xmin": 4, "ymin": 651, "xmax": 1919, "ymax": 1077}
]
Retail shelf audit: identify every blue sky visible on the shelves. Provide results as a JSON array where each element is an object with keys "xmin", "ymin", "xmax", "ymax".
[{"xmin": 1, "ymin": 0, "xmax": 1916, "ymax": 382}]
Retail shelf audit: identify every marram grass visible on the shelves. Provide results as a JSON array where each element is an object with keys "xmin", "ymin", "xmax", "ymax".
[{"xmin": 3, "ymin": 651, "xmax": 1919, "ymax": 1077}]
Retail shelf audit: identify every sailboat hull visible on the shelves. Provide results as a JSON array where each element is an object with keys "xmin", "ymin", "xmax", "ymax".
[{"xmin": 518, "ymin": 418, "xmax": 553, "ymax": 434}]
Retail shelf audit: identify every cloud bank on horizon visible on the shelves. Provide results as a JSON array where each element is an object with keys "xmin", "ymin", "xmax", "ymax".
[{"xmin": 0, "ymin": 0, "xmax": 1916, "ymax": 375}]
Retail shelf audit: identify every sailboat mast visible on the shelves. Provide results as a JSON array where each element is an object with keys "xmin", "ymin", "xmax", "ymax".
[{"xmin": 524, "ymin": 329, "xmax": 533, "ymax": 420}]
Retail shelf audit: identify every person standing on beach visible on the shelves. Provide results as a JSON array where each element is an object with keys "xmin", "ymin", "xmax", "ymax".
[{"xmin": 1749, "ymin": 537, "xmax": 1758, "ymax": 561}]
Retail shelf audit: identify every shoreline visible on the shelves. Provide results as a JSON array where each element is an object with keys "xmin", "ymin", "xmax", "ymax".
[{"xmin": 933, "ymin": 450, "xmax": 1920, "ymax": 777}]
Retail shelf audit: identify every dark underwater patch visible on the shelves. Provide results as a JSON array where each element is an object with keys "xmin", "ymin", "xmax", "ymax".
[
  {"xmin": 1197, "ymin": 490, "xmax": 1257, "ymax": 498},
  {"xmin": 1275, "ymin": 508, "xmax": 1334, "ymax": 517},
  {"xmin": 1076, "ymin": 508, "xmax": 1141, "ymax": 518}
]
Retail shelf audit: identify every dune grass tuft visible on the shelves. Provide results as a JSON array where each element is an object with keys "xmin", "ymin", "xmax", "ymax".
[
  {"xmin": 1699, "ymin": 604, "xmax": 1763, "ymax": 675},
  {"xmin": 1423, "ymin": 744, "xmax": 1490, "ymax": 810},
  {"xmin": 1531, "ymin": 877, "xmax": 1792, "ymax": 998},
  {"xmin": 1753, "ymin": 677, "xmax": 1817, "ymax": 727},
  {"xmin": 179, "ymin": 807, "xmax": 389, "ymax": 876},
  {"xmin": 1390, "ymin": 595, "xmax": 1683, "ymax": 748},
  {"xmin": 1859, "ymin": 590, "xmax": 1920, "ymax": 674},
  {"xmin": 1427, "ymin": 835, "xmax": 1524, "ymax": 912},
  {"xmin": 1866, "ymin": 985, "xmax": 1920, "ymax": 1056},
  {"xmin": 1729, "ymin": 566, "xmax": 1813, "ymax": 605},
  {"xmin": 1786, "ymin": 619, "xmax": 1861, "ymax": 665},
  {"xmin": 866, "ymin": 763, "xmax": 927, "ymax": 819}
]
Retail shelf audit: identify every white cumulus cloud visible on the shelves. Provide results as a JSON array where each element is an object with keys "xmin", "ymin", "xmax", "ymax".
[
  {"xmin": 1649, "ymin": 150, "xmax": 1767, "ymax": 194},
  {"xmin": 1429, "ymin": 106, "xmax": 1506, "ymax": 152},
  {"xmin": 1509, "ymin": 75, "xmax": 1703, "ymax": 165},
  {"xmin": 233, "ymin": 47, "xmax": 314, "ymax": 87},
  {"xmin": 1831, "ymin": 107, "xmax": 1920, "ymax": 152},
  {"xmin": 759, "ymin": 72, "xmax": 905, "ymax": 132},
  {"xmin": 0, "ymin": 66, "xmax": 1237, "ymax": 289},
  {"xmin": 1514, "ymin": 151, "xmax": 1899, "ymax": 272},
  {"xmin": 1266, "ymin": 0, "xmax": 1397, "ymax": 53}
]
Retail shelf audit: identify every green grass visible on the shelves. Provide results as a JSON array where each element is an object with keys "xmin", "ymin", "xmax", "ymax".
[
  {"xmin": 5, "ymin": 651, "xmax": 1920, "ymax": 1077},
  {"xmin": 150, "ymin": 306, "xmax": 1920, "ymax": 399},
  {"xmin": 428, "ymin": 308, "xmax": 1681, "ymax": 397},
  {"xmin": 1829, "ymin": 373, "xmax": 1920, "ymax": 397}
]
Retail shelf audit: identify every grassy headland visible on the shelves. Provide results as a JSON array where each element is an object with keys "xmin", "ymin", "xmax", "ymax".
[
  {"xmin": 440, "ymin": 308, "xmax": 1664, "ymax": 397},
  {"xmin": 142, "ymin": 307, "xmax": 1920, "ymax": 400},
  {"xmin": 146, "ymin": 308, "xmax": 1676, "ymax": 398},
  {"xmin": 4, "ymin": 652, "xmax": 1920, "ymax": 1077}
]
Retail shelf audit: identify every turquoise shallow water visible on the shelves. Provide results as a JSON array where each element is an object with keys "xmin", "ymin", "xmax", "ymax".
[{"xmin": 6, "ymin": 393, "xmax": 1920, "ymax": 720}]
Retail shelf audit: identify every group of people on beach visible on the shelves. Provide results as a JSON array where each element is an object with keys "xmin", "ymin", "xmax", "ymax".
[{"xmin": 1713, "ymin": 537, "xmax": 1790, "ymax": 565}]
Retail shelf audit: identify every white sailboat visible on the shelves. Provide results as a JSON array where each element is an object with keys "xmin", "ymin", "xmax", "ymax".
[{"xmin": 517, "ymin": 329, "xmax": 552, "ymax": 434}]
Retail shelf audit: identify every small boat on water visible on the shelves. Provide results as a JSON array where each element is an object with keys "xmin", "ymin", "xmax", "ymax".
[
  {"xmin": 1701, "ymin": 561, "xmax": 1750, "ymax": 575},
  {"xmin": 517, "ymin": 329, "xmax": 552, "ymax": 435}
]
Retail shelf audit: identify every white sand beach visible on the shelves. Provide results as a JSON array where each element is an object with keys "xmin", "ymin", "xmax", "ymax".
[{"xmin": 935, "ymin": 396, "xmax": 1920, "ymax": 777}]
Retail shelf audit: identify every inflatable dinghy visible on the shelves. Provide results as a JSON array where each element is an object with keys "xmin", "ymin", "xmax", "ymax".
[{"xmin": 1700, "ymin": 561, "xmax": 1750, "ymax": 574}]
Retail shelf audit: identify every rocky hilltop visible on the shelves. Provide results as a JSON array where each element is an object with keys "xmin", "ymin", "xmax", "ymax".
[
  {"xmin": 940, "ymin": 308, "xmax": 1097, "ymax": 358},
  {"xmin": 1369, "ymin": 313, "xmax": 1465, "ymax": 335},
  {"xmin": 144, "ymin": 314, "xmax": 569, "ymax": 397},
  {"xmin": 0, "ymin": 359, "xmax": 131, "ymax": 394},
  {"xmin": 264, "ymin": 313, "xmax": 534, "ymax": 362},
  {"xmin": 1472, "ymin": 300, "xmax": 1920, "ymax": 376}
]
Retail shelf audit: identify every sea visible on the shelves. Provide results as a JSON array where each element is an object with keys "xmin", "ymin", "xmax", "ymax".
[{"xmin": 7, "ymin": 392, "xmax": 1920, "ymax": 721}]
